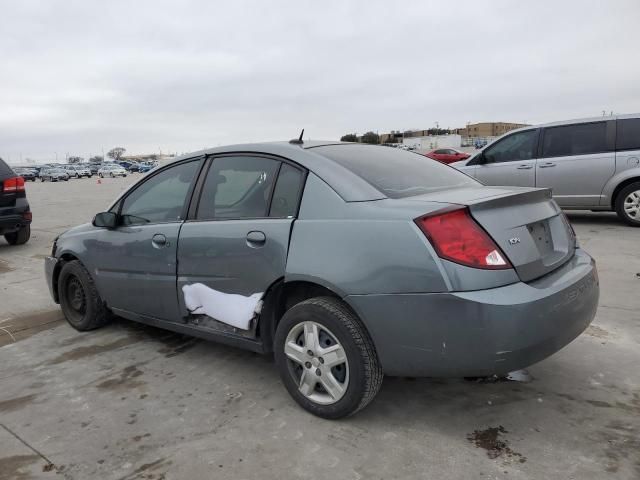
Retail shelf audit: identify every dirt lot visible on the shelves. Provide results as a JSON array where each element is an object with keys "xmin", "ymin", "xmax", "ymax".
[{"xmin": 1, "ymin": 176, "xmax": 639, "ymax": 479}]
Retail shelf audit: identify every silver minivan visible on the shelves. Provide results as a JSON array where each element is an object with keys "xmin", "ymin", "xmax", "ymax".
[{"xmin": 452, "ymin": 114, "xmax": 640, "ymax": 226}]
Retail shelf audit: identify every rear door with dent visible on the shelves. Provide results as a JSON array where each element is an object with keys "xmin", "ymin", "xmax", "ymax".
[{"xmin": 176, "ymin": 154, "xmax": 306, "ymax": 325}]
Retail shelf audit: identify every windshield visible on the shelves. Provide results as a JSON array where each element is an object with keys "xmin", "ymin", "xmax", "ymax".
[{"xmin": 313, "ymin": 144, "xmax": 478, "ymax": 199}]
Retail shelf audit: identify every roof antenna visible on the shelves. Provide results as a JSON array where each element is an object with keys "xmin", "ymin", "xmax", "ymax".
[{"xmin": 289, "ymin": 128, "xmax": 304, "ymax": 145}]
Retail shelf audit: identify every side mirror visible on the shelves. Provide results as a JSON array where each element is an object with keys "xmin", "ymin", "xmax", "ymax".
[{"xmin": 92, "ymin": 212, "xmax": 118, "ymax": 228}]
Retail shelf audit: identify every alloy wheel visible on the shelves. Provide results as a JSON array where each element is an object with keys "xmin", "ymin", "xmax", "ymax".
[
  {"xmin": 284, "ymin": 321, "xmax": 349, "ymax": 405},
  {"xmin": 623, "ymin": 190, "xmax": 640, "ymax": 220}
]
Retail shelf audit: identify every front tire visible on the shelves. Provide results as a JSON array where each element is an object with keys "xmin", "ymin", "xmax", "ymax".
[
  {"xmin": 58, "ymin": 260, "xmax": 111, "ymax": 331},
  {"xmin": 4, "ymin": 225, "xmax": 30, "ymax": 245},
  {"xmin": 274, "ymin": 297, "xmax": 383, "ymax": 419},
  {"xmin": 615, "ymin": 182, "xmax": 640, "ymax": 227}
]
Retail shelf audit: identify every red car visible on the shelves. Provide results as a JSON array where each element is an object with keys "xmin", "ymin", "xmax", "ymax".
[{"xmin": 424, "ymin": 148, "xmax": 471, "ymax": 164}]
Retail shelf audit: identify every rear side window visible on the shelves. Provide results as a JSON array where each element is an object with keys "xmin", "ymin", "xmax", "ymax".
[
  {"xmin": 542, "ymin": 122, "xmax": 608, "ymax": 157},
  {"xmin": 616, "ymin": 118, "xmax": 640, "ymax": 151},
  {"xmin": 314, "ymin": 145, "xmax": 477, "ymax": 199},
  {"xmin": 269, "ymin": 163, "xmax": 305, "ymax": 218},
  {"xmin": 197, "ymin": 156, "xmax": 279, "ymax": 220}
]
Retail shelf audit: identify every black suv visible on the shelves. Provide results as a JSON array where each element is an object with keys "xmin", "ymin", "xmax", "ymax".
[{"xmin": 0, "ymin": 158, "xmax": 32, "ymax": 245}]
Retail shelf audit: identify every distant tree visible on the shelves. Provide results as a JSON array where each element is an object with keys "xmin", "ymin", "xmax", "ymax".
[
  {"xmin": 107, "ymin": 147, "xmax": 126, "ymax": 161},
  {"xmin": 361, "ymin": 131, "xmax": 380, "ymax": 144},
  {"xmin": 67, "ymin": 156, "xmax": 84, "ymax": 164},
  {"xmin": 89, "ymin": 155, "xmax": 104, "ymax": 163},
  {"xmin": 340, "ymin": 133, "xmax": 358, "ymax": 142}
]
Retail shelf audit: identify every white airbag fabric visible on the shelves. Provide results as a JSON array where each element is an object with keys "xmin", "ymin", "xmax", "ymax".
[{"xmin": 182, "ymin": 283, "xmax": 263, "ymax": 330}]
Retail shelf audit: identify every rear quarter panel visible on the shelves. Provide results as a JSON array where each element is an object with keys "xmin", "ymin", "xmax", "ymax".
[{"xmin": 285, "ymin": 173, "xmax": 448, "ymax": 295}]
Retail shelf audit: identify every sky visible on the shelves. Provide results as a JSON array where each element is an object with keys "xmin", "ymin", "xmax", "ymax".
[{"xmin": 1, "ymin": 0, "xmax": 639, "ymax": 163}]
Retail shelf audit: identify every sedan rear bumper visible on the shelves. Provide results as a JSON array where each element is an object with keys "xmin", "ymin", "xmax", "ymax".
[{"xmin": 346, "ymin": 248, "xmax": 599, "ymax": 377}]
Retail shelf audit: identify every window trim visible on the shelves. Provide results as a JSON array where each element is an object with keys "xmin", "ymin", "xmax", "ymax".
[
  {"xmin": 187, "ymin": 152, "xmax": 307, "ymax": 223},
  {"xmin": 540, "ymin": 120, "xmax": 614, "ymax": 159},
  {"xmin": 114, "ymin": 157, "xmax": 205, "ymax": 226}
]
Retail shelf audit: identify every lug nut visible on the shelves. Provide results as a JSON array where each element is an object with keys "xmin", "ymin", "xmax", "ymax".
[
  {"xmin": 307, "ymin": 350, "xmax": 314, "ymax": 357},
  {"xmin": 305, "ymin": 362, "xmax": 311, "ymax": 369},
  {"xmin": 318, "ymin": 357, "xmax": 324, "ymax": 364},
  {"xmin": 315, "ymin": 368, "xmax": 322, "ymax": 376}
]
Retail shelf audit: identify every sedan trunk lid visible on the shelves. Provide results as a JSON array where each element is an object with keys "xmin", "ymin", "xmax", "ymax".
[{"xmin": 406, "ymin": 186, "xmax": 576, "ymax": 282}]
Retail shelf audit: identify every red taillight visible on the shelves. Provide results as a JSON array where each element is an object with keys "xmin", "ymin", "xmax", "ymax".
[
  {"xmin": 2, "ymin": 176, "xmax": 25, "ymax": 193},
  {"xmin": 415, "ymin": 207, "xmax": 512, "ymax": 270}
]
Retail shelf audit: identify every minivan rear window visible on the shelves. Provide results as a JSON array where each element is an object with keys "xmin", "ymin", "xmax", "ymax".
[
  {"xmin": 314, "ymin": 144, "xmax": 478, "ymax": 199},
  {"xmin": 542, "ymin": 122, "xmax": 609, "ymax": 157},
  {"xmin": 616, "ymin": 118, "xmax": 640, "ymax": 151}
]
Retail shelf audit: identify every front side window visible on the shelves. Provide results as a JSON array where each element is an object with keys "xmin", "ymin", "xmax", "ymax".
[
  {"xmin": 616, "ymin": 118, "xmax": 640, "ymax": 151},
  {"xmin": 542, "ymin": 122, "xmax": 608, "ymax": 157},
  {"xmin": 120, "ymin": 160, "xmax": 199, "ymax": 225},
  {"xmin": 483, "ymin": 130, "xmax": 538, "ymax": 163},
  {"xmin": 197, "ymin": 156, "xmax": 279, "ymax": 220}
]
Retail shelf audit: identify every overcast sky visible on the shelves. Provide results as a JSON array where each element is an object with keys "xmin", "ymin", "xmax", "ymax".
[{"xmin": 1, "ymin": 0, "xmax": 639, "ymax": 162}]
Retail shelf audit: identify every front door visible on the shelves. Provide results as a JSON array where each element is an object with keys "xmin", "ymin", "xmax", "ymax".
[
  {"xmin": 536, "ymin": 121, "xmax": 615, "ymax": 207},
  {"xmin": 177, "ymin": 155, "xmax": 306, "ymax": 325},
  {"xmin": 474, "ymin": 129, "xmax": 539, "ymax": 188},
  {"xmin": 91, "ymin": 159, "xmax": 202, "ymax": 321}
]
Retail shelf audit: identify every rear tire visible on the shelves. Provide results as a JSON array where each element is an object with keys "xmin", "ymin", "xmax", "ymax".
[
  {"xmin": 274, "ymin": 297, "xmax": 383, "ymax": 419},
  {"xmin": 615, "ymin": 182, "xmax": 640, "ymax": 227},
  {"xmin": 58, "ymin": 260, "xmax": 111, "ymax": 331},
  {"xmin": 4, "ymin": 225, "xmax": 30, "ymax": 245}
]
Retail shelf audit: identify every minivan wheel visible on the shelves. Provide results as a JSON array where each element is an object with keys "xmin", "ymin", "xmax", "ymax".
[
  {"xmin": 274, "ymin": 297, "xmax": 383, "ymax": 419},
  {"xmin": 4, "ymin": 225, "xmax": 30, "ymax": 245},
  {"xmin": 615, "ymin": 182, "xmax": 640, "ymax": 227},
  {"xmin": 58, "ymin": 260, "xmax": 111, "ymax": 331}
]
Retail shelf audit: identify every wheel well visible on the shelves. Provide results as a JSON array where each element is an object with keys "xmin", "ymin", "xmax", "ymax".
[
  {"xmin": 611, "ymin": 177, "xmax": 640, "ymax": 209},
  {"xmin": 258, "ymin": 280, "xmax": 341, "ymax": 353},
  {"xmin": 51, "ymin": 253, "xmax": 80, "ymax": 303}
]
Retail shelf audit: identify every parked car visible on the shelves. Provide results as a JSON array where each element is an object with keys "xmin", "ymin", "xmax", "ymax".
[
  {"xmin": 116, "ymin": 161, "xmax": 139, "ymax": 172},
  {"xmin": 88, "ymin": 164, "xmax": 102, "ymax": 175},
  {"xmin": 452, "ymin": 114, "xmax": 640, "ymax": 226},
  {"xmin": 13, "ymin": 168, "xmax": 37, "ymax": 182},
  {"xmin": 137, "ymin": 163, "xmax": 154, "ymax": 173},
  {"xmin": 98, "ymin": 164, "xmax": 128, "ymax": 178},
  {"xmin": 0, "ymin": 158, "xmax": 31, "ymax": 244},
  {"xmin": 40, "ymin": 168, "xmax": 70, "ymax": 182},
  {"xmin": 45, "ymin": 141, "xmax": 599, "ymax": 418},
  {"xmin": 425, "ymin": 148, "xmax": 471, "ymax": 164},
  {"xmin": 63, "ymin": 164, "xmax": 92, "ymax": 178}
]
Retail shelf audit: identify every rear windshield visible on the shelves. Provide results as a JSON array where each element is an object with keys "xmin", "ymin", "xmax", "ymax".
[
  {"xmin": 313, "ymin": 144, "xmax": 478, "ymax": 198},
  {"xmin": 0, "ymin": 158, "xmax": 14, "ymax": 180}
]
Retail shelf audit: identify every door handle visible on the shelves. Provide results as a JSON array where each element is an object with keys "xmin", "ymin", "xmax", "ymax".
[
  {"xmin": 516, "ymin": 164, "xmax": 533, "ymax": 170},
  {"xmin": 246, "ymin": 231, "xmax": 266, "ymax": 247},
  {"xmin": 151, "ymin": 233, "xmax": 168, "ymax": 248},
  {"xmin": 538, "ymin": 162, "xmax": 556, "ymax": 168}
]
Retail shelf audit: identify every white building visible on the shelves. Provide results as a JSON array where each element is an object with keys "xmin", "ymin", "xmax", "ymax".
[{"xmin": 402, "ymin": 134, "xmax": 462, "ymax": 150}]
